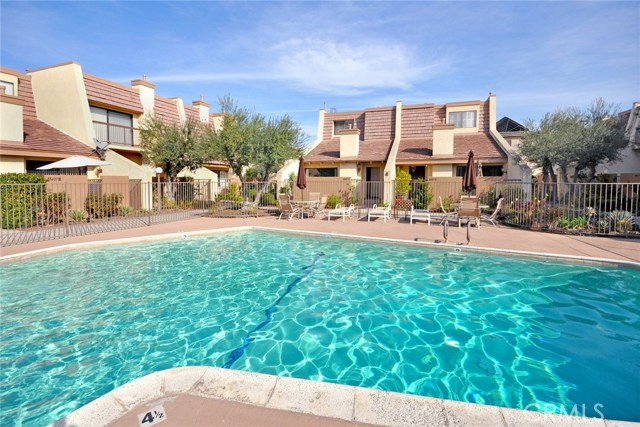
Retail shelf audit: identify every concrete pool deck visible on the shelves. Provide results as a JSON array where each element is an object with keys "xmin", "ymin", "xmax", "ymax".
[
  {"xmin": 3, "ymin": 216, "xmax": 640, "ymax": 426},
  {"xmin": 1, "ymin": 216, "xmax": 639, "ymax": 263}
]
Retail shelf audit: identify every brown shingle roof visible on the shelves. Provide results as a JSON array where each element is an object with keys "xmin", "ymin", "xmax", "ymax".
[
  {"xmin": 83, "ymin": 73, "xmax": 143, "ymax": 113},
  {"xmin": 184, "ymin": 105, "xmax": 199, "ymax": 122},
  {"xmin": 396, "ymin": 133, "xmax": 506, "ymax": 162},
  {"xmin": 17, "ymin": 75, "xmax": 37, "ymax": 119},
  {"xmin": 21, "ymin": 119, "xmax": 94, "ymax": 156},
  {"xmin": 154, "ymin": 96, "xmax": 180, "ymax": 123},
  {"xmin": 306, "ymin": 138, "xmax": 391, "ymax": 162}
]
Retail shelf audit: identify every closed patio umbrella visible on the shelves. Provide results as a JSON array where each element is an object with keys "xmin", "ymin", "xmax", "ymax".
[
  {"xmin": 296, "ymin": 156, "xmax": 307, "ymax": 200},
  {"xmin": 463, "ymin": 150, "xmax": 477, "ymax": 194},
  {"xmin": 36, "ymin": 155, "xmax": 111, "ymax": 170}
]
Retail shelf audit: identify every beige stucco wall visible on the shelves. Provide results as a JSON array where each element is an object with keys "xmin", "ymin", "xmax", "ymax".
[
  {"xmin": 598, "ymin": 146, "xmax": 640, "ymax": 177},
  {"xmin": 432, "ymin": 164, "xmax": 453, "ymax": 177},
  {"xmin": 339, "ymin": 163, "xmax": 359, "ymax": 179},
  {"xmin": 0, "ymin": 100, "xmax": 23, "ymax": 142},
  {"xmin": 276, "ymin": 158, "xmax": 300, "ymax": 184},
  {"xmin": 29, "ymin": 62, "xmax": 94, "ymax": 146},
  {"xmin": 177, "ymin": 167, "xmax": 218, "ymax": 181},
  {"xmin": 433, "ymin": 127, "xmax": 454, "ymax": 156},
  {"xmin": 339, "ymin": 130, "xmax": 360, "ymax": 158},
  {"xmin": 97, "ymin": 150, "xmax": 155, "ymax": 182},
  {"xmin": 134, "ymin": 85, "xmax": 155, "ymax": 116},
  {"xmin": 0, "ymin": 156, "xmax": 26, "ymax": 173}
]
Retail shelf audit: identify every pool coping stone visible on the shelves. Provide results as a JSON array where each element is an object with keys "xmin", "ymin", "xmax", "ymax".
[{"xmin": 52, "ymin": 366, "xmax": 632, "ymax": 427}]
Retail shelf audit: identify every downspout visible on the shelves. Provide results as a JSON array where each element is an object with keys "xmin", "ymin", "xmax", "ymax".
[{"xmin": 383, "ymin": 101, "xmax": 403, "ymax": 204}]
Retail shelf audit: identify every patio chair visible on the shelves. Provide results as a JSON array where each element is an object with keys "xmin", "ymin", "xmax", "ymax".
[
  {"xmin": 367, "ymin": 204, "xmax": 391, "ymax": 223},
  {"xmin": 457, "ymin": 197, "xmax": 480, "ymax": 228},
  {"xmin": 311, "ymin": 195, "xmax": 328, "ymax": 218},
  {"xmin": 278, "ymin": 194, "xmax": 299, "ymax": 220},
  {"xmin": 409, "ymin": 205, "xmax": 431, "ymax": 225},
  {"xmin": 432, "ymin": 196, "xmax": 457, "ymax": 225},
  {"xmin": 481, "ymin": 197, "xmax": 505, "ymax": 227},
  {"xmin": 327, "ymin": 203, "xmax": 355, "ymax": 222}
]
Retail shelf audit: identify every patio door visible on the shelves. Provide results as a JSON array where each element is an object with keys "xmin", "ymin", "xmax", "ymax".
[{"xmin": 366, "ymin": 167, "xmax": 381, "ymax": 200}]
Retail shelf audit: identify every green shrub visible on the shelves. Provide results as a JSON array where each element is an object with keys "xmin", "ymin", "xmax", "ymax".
[
  {"xmin": 71, "ymin": 209, "xmax": 85, "ymax": 222},
  {"xmin": 217, "ymin": 183, "xmax": 243, "ymax": 203},
  {"xmin": 40, "ymin": 192, "xmax": 69, "ymax": 225},
  {"xmin": 411, "ymin": 179, "xmax": 433, "ymax": 210},
  {"xmin": 260, "ymin": 192, "xmax": 277, "ymax": 206},
  {"xmin": 607, "ymin": 210, "xmax": 633, "ymax": 232},
  {"xmin": 326, "ymin": 194, "xmax": 341, "ymax": 209},
  {"xmin": 118, "ymin": 205, "xmax": 133, "ymax": 216},
  {"xmin": 441, "ymin": 196, "xmax": 453, "ymax": 212},
  {"xmin": 0, "ymin": 173, "xmax": 47, "ymax": 229},
  {"xmin": 85, "ymin": 193, "xmax": 123, "ymax": 218},
  {"xmin": 161, "ymin": 198, "xmax": 177, "ymax": 209},
  {"xmin": 395, "ymin": 168, "xmax": 411, "ymax": 197},
  {"xmin": 177, "ymin": 200, "xmax": 193, "ymax": 209}
]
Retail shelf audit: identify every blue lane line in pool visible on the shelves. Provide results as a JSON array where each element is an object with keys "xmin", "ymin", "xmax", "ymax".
[{"xmin": 223, "ymin": 252, "xmax": 325, "ymax": 369}]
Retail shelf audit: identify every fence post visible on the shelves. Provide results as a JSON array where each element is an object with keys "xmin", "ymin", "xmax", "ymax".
[
  {"xmin": 148, "ymin": 182, "xmax": 152, "ymax": 226},
  {"xmin": 64, "ymin": 182, "xmax": 69, "ymax": 238}
]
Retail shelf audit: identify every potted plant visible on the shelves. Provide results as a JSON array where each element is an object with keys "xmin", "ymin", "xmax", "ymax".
[{"xmin": 395, "ymin": 168, "xmax": 413, "ymax": 209}]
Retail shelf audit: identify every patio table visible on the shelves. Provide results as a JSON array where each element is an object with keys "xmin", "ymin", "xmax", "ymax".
[{"xmin": 290, "ymin": 200, "xmax": 319, "ymax": 219}]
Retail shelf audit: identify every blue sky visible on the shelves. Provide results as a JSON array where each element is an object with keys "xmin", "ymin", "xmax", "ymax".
[{"xmin": 1, "ymin": 1, "xmax": 638, "ymax": 144}]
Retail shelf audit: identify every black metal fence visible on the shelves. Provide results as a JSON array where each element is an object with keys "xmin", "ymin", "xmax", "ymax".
[
  {"xmin": 2, "ymin": 179, "xmax": 638, "ymax": 247},
  {"xmin": 496, "ymin": 181, "xmax": 640, "ymax": 236}
]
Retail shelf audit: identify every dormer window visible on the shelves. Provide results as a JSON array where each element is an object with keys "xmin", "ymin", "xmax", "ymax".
[
  {"xmin": 449, "ymin": 111, "xmax": 476, "ymax": 128},
  {"xmin": 333, "ymin": 120, "xmax": 353, "ymax": 135},
  {"xmin": 0, "ymin": 80, "xmax": 15, "ymax": 96}
]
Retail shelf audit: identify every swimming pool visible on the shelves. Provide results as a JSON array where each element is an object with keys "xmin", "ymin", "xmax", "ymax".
[{"xmin": 1, "ymin": 231, "xmax": 639, "ymax": 425}]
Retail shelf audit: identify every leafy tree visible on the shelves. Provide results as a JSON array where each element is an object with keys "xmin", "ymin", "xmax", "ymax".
[
  {"xmin": 251, "ymin": 115, "xmax": 305, "ymax": 182},
  {"xmin": 140, "ymin": 115, "xmax": 207, "ymax": 200},
  {"xmin": 140, "ymin": 115, "xmax": 207, "ymax": 181},
  {"xmin": 203, "ymin": 95, "xmax": 262, "ymax": 182},
  {"xmin": 203, "ymin": 96, "xmax": 306, "ymax": 201},
  {"xmin": 518, "ymin": 98, "xmax": 628, "ymax": 184}
]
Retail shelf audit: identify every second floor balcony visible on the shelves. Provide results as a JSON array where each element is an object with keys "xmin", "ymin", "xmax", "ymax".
[{"xmin": 92, "ymin": 120, "xmax": 139, "ymax": 147}]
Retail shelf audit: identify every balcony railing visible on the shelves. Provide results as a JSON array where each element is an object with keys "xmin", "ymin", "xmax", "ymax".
[{"xmin": 93, "ymin": 121, "xmax": 135, "ymax": 146}]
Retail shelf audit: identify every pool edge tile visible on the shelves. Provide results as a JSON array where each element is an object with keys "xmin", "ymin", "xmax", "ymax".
[
  {"xmin": 441, "ymin": 399, "xmax": 507, "ymax": 427},
  {"xmin": 189, "ymin": 367, "xmax": 277, "ymax": 406},
  {"xmin": 266, "ymin": 375, "xmax": 355, "ymax": 421},
  {"xmin": 353, "ymin": 387, "xmax": 448, "ymax": 427},
  {"xmin": 501, "ymin": 406, "xmax": 607, "ymax": 427}
]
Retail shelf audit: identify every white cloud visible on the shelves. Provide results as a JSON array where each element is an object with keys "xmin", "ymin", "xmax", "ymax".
[{"xmin": 270, "ymin": 38, "xmax": 450, "ymax": 94}]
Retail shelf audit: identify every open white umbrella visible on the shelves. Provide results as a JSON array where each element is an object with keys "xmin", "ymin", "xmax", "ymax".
[{"xmin": 36, "ymin": 155, "xmax": 111, "ymax": 170}]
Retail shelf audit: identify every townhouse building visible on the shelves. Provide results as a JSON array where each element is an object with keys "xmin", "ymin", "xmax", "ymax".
[
  {"xmin": 0, "ymin": 62, "xmax": 229, "ymax": 183},
  {"xmin": 300, "ymin": 94, "xmax": 529, "ymax": 202}
]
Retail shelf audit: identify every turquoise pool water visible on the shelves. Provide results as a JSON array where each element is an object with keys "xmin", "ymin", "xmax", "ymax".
[{"xmin": 1, "ymin": 231, "xmax": 639, "ymax": 425}]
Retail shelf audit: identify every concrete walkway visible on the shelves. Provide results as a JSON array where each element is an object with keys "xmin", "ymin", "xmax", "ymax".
[{"xmin": 2, "ymin": 215, "xmax": 639, "ymax": 263}]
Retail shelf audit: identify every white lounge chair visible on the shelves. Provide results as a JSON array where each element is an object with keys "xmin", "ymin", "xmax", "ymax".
[
  {"xmin": 327, "ymin": 203, "xmax": 355, "ymax": 222},
  {"xmin": 481, "ymin": 197, "xmax": 505, "ymax": 227},
  {"xmin": 367, "ymin": 204, "xmax": 391, "ymax": 222},
  {"xmin": 409, "ymin": 206, "xmax": 431, "ymax": 225}
]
